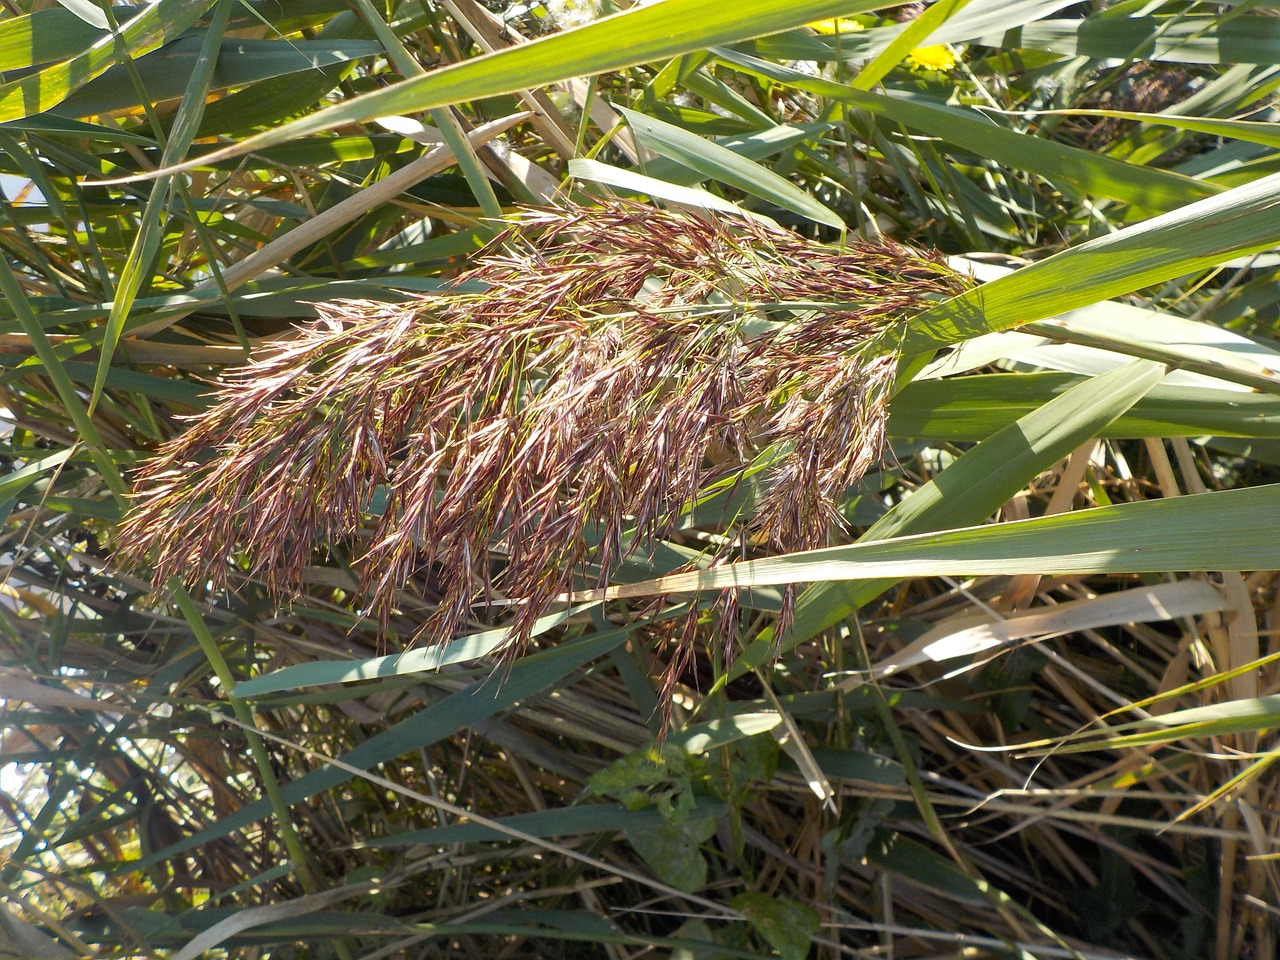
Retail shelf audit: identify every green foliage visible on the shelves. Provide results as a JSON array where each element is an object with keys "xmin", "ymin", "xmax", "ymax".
[
  {"xmin": 587, "ymin": 745, "xmax": 718, "ymax": 891},
  {"xmin": 731, "ymin": 892, "xmax": 820, "ymax": 960}
]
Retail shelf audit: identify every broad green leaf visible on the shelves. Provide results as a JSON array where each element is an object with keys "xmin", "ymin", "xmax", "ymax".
[
  {"xmin": 668, "ymin": 713, "xmax": 783, "ymax": 755},
  {"xmin": 870, "ymin": 837, "xmax": 986, "ymax": 905},
  {"xmin": 803, "ymin": 746, "xmax": 905, "ymax": 786},
  {"xmin": 618, "ymin": 106, "xmax": 844, "ymax": 229},
  {"xmin": 732, "ymin": 893, "xmax": 820, "ymax": 960},
  {"xmin": 627, "ymin": 816, "xmax": 718, "ymax": 892}
]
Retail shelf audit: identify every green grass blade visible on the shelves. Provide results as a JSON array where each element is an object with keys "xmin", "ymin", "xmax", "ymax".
[
  {"xmin": 55, "ymin": 36, "xmax": 380, "ymax": 118},
  {"xmin": 890, "ymin": 373, "xmax": 1280, "ymax": 440},
  {"xmin": 755, "ymin": 0, "xmax": 1079, "ymax": 63},
  {"xmin": 364, "ymin": 801, "xmax": 726, "ymax": 848},
  {"xmin": 1023, "ymin": 696, "xmax": 1280, "ymax": 754},
  {"xmin": 713, "ymin": 48, "xmax": 1220, "ymax": 213},
  {"xmin": 639, "ymin": 122, "xmax": 836, "ymax": 187},
  {"xmin": 128, "ymin": 627, "xmax": 631, "ymax": 872},
  {"xmin": 851, "ymin": 0, "xmax": 973, "ymax": 91},
  {"xmin": 902, "ymin": 170, "xmax": 1280, "ymax": 352},
  {"xmin": 90, "ymin": 0, "xmax": 233, "ymax": 415},
  {"xmin": 0, "ymin": 270, "xmax": 126, "ymax": 499},
  {"xmin": 234, "ymin": 602, "xmax": 601, "ymax": 697},
  {"xmin": 0, "ymin": 0, "xmax": 216, "ymax": 122},
  {"xmin": 101, "ymin": 0, "xmax": 901, "ymax": 179},
  {"xmin": 984, "ymin": 15, "xmax": 1280, "ymax": 65},
  {"xmin": 1028, "ymin": 108, "xmax": 1280, "ymax": 150},
  {"xmin": 724, "ymin": 359, "xmax": 1166, "ymax": 676},
  {"xmin": 570, "ymin": 157, "xmax": 760, "ymax": 217},
  {"xmin": 0, "ymin": 6, "xmax": 108, "ymax": 69},
  {"xmin": 618, "ymin": 107, "xmax": 844, "ymax": 229},
  {"xmin": 0, "ymin": 450, "xmax": 74, "ymax": 503},
  {"xmin": 590, "ymin": 482, "xmax": 1280, "ymax": 600}
]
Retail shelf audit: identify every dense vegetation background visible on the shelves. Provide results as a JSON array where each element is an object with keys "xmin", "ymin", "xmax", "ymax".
[{"xmin": 3, "ymin": 0, "xmax": 1280, "ymax": 957}]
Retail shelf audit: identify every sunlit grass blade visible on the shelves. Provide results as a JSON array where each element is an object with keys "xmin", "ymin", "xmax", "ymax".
[
  {"xmin": 1017, "ymin": 695, "xmax": 1280, "ymax": 754},
  {"xmin": 850, "ymin": 0, "xmax": 973, "ymax": 91},
  {"xmin": 0, "ymin": 0, "xmax": 216, "ymax": 122},
  {"xmin": 902, "ymin": 171, "xmax": 1280, "ymax": 352},
  {"xmin": 569, "ymin": 157, "xmax": 762, "ymax": 217},
  {"xmin": 94, "ymin": 0, "xmax": 898, "ymax": 181},
  {"xmin": 234, "ymin": 602, "xmax": 601, "ymax": 697},
  {"xmin": 576, "ymin": 483, "xmax": 1280, "ymax": 602},
  {"xmin": 90, "ymin": 0, "xmax": 233, "ymax": 415},
  {"xmin": 889, "ymin": 372, "xmax": 1280, "ymax": 440},
  {"xmin": 617, "ymin": 107, "xmax": 844, "ymax": 229}
]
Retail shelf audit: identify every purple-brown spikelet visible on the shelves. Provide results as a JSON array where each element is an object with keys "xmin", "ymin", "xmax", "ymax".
[{"xmin": 117, "ymin": 201, "xmax": 969, "ymax": 687}]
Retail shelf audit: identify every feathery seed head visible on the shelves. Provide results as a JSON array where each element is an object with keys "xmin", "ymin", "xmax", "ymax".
[{"xmin": 117, "ymin": 201, "xmax": 969, "ymax": 678}]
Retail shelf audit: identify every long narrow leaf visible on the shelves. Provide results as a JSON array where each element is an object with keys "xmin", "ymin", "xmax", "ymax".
[
  {"xmin": 578, "ymin": 483, "xmax": 1280, "ymax": 602},
  {"xmin": 96, "ymin": 0, "xmax": 903, "ymax": 181},
  {"xmin": 90, "ymin": 0, "xmax": 233, "ymax": 414},
  {"xmin": 901, "ymin": 170, "xmax": 1280, "ymax": 352},
  {"xmin": 618, "ymin": 107, "xmax": 843, "ymax": 228},
  {"xmin": 772, "ymin": 359, "xmax": 1168, "ymax": 652},
  {"xmin": 127, "ymin": 628, "xmax": 629, "ymax": 871},
  {"xmin": 713, "ymin": 48, "xmax": 1219, "ymax": 213},
  {"xmin": 0, "ymin": 0, "xmax": 216, "ymax": 122}
]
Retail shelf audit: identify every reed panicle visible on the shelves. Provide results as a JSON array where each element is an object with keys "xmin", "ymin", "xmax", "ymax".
[{"xmin": 118, "ymin": 201, "xmax": 969, "ymax": 677}]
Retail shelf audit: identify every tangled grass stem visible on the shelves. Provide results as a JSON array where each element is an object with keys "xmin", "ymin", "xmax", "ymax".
[{"xmin": 118, "ymin": 201, "xmax": 969, "ymax": 682}]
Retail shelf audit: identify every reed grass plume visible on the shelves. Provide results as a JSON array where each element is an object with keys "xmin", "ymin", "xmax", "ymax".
[{"xmin": 119, "ymin": 201, "xmax": 969, "ymax": 671}]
